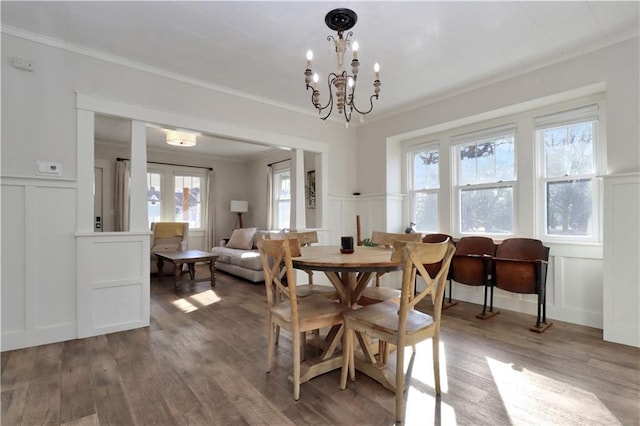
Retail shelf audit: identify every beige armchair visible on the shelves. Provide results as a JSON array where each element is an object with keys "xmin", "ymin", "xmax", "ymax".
[{"xmin": 150, "ymin": 222, "xmax": 189, "ymax": 275}]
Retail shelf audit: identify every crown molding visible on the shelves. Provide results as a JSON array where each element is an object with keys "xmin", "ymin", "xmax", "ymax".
[
  {"xmin": 367, "ymin": 30, "xmax": 639, "ymax": 125},
  {"xmin": 2, "ymin": 25, "xmax": 321, "ymax": 119}
]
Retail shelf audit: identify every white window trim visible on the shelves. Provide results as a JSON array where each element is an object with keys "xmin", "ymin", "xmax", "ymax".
[
  {"xmin": 271, "ymin": 161, "xmax": 291, "ymax": 230},
  {"xmin": 405, "ymin": 141, "xmax": 440, "ymax": 233},
  {"xmin": 146, "ymin": 164, "xmax": 208, "ymax": 231},
  {"xmin": 534, "ymin": 103, "xmax": 604, "ymax": 243},
  {"xmin": 452, "ymin": 124, "xmax": 518, "ymax": 238}
]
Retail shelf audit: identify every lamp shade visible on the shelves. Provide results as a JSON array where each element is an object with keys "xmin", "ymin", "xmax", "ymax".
[
  {"xmin": 230, "ymin": 200, "xmax": 248, "ymax": 213},
  {"xmin": 166, "ymin": 131, "xmax": 197, "ymax": 147}
]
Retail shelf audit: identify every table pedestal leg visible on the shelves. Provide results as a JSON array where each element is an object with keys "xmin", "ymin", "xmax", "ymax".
[
  {"xmin": 210, "ymin": 259, "xmax": 216, "ymax": 287},
  {"xmin": 157, "ymin": 258, "xmax": 164, "ymax": 280},
  {"xmin": 173, "ymin": 262, "xmax": 182, "ymax": 290}
]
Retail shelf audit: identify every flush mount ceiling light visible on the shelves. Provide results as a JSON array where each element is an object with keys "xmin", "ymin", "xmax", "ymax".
[
  {"xmin": 166, "ymin": 130, "xmax": 197, "ymax": 147},
  {"xmin": 304, "ymin": 8, "xmax": 381, "ymax": 127}
]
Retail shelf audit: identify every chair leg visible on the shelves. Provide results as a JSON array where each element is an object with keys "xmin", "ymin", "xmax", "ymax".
[
  {"xmin": 267, "ymin": 321, "xmax": 275, "ymax": 373},
  {"xmin": 293, "ymin": 328, "xmax": 301, "ymax": 401},
  {"xmin": 433, "ymin": 335, "xmax": 441, "ymax": 395},
  {"xmin": 395, "ymin": 343, "xmax": 405, "ymax": 424},
  {"xmin": 275, "ymin": 325, "xmax": 280, "ymax": 345}
]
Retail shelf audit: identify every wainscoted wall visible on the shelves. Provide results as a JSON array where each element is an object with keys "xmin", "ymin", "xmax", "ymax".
[
  {"xmin": 603, "ymin": 173, "xmax": 640, "ymax": 347},
  {"xmin": 76, "ymin": 232, "xmax": 150, "ymax": 338},
  {"xmin": 1, "ymin": 178, "xmax": 77, "ymax": 351},
  {"xmin": 323, "ymin": 192, "xmax": 605, "ymax": 330}
]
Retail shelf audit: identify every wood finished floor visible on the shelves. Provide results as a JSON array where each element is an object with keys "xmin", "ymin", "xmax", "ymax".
[{"xmin": 2, "ymin": 268, "xmax": 639, "ymax": 425}]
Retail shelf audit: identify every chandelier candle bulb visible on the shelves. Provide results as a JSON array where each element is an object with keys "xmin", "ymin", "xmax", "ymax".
[
  {"xmin": 306, "ymin": 50, "xmax": 313, "ymax": 68},
  {"xmin": 374, "ymin": 62, "xmax": 380, "ymax": 80},
  {"xmin": 352, "ymin": 40, "xmax": 359, "ymax": 59}
]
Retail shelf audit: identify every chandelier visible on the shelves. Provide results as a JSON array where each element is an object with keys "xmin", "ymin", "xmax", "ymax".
[{"xmin": 304, "ymin": 8, "xmax": 381, "ymax": 126}]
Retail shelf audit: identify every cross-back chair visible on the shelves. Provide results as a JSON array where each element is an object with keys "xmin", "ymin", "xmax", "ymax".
[
  {"xmin": 421, "ymin": 233, "xmax": 456, "ymax": 308},
  {"xmin": 257, "ymin": 237, "xmax": 346, "ymax": 400},
  {"xmin": 493, "ymin": 238, "xmax": 552, "ymax": 333},
  {"xmin": 280, "ymin": 230, "xmax": 338, "ymax": 300},
  {"xmin": 359, "ymin": 231, "xmax": 423, "ymax": 305},
  {"xmin": 450, "ymin": 236, "xmax": 497, "ymax": 319},
  {"xmin": 340, "ymin": 240, "xmax": 456, "ymax": 424}
]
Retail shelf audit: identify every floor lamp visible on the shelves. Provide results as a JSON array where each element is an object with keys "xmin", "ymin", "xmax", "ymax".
[{"xmin": 230, "ymin": 200, "xmax": 248, "ymax": 229}]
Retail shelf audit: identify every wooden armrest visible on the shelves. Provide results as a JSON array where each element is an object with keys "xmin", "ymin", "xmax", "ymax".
[{"xmin": 494, "ymin": 257, "xmax": 548, "ymax": 265}]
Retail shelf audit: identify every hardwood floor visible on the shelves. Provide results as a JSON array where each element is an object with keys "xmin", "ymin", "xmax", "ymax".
[{"xmin": 2, "ymin": 269, "xmax": 639, "ymax": 425}]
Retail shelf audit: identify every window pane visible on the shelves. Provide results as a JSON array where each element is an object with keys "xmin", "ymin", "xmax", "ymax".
[
  {"xmin": 414, "ymin": 192, "xmax": 438, "ymax": 232},
  {"xmin": 546, "ymin": 179, "xmax": 592, "ymax": 236},
  {"xmin": 147, "ymin": 172, "xmax": 161, "ymax": 229},
  {"xmin": 458, "ymin": 135, "xmax": 514, "ymax": 185},
  {"xmin": 413, "ymin": 150, "xmax": 439, "ymax": 190},
  {"xmin": 174, "ymin": 175, "xmax": 202, "ymax": 228},
  {"xmin": 273, "ymin": 169, "xmax": 291, "ymax": 229},
  {"xmin": 544, "ymin": 122, "xmax": 594, "ymax": 177},
  {"xmin": 460, "ymin": 187, "xmax": 513, "ymax": 234}
]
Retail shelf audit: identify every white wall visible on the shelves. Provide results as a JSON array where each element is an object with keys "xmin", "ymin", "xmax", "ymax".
[
  {"xmin": 95, "ymin": 140, "xmax": 253, "ymax": 248},
  {"xmin": 2, "ymin": 30, "xmax": 637, "ymax": 350},
  {"xmin": 1, "ymin": 33, "xmax": 353, "ymax": 350},
  {"xmin": 351, "ymin": 37, "xmax": 639, "ymax": 329}
]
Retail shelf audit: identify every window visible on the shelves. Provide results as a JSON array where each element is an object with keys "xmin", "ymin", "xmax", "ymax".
[
  {"xmin": 535, "ymin": 105, "xmax": 599, "ymax": 240},
  {"xmin": 453, "ymin": 124, "xmax": 516, "ymax": 235},
  {"xmin": 174, "ymin": 175, "xmax": 202, "ymax": 229},
  {"xmin": 147, "ymin": 172, "xmax": 162, "ymax": 229},
  {"xmin": 146, "ymin": 168, "xmax": 207, "ymax": 230},
  {"xmin": 272, "ymin": 167, "xmax": 291, "ymax": 229},
  {"xmin": 407, "ymin": 144, "xmax": 439, "ymax": 232}
]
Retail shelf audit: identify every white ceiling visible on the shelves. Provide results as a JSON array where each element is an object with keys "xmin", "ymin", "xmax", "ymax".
[{"xmin": 3, "ymin": 1, "xmax": 638, "ymax": 157}]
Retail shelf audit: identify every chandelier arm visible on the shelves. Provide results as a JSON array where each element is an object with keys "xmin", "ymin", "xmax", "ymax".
[
  {"xmin": 350, "ymin": 93, "xmax": 379, "ymax": 116},
  {"xmin": 318, "ymin": 74, "xmax": 337, "ymax": 120}
]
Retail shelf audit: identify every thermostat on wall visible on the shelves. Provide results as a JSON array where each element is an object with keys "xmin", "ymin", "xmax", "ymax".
[{"xmin": 36, "ymin": 161, "xmax": 62, "ymax": 176}]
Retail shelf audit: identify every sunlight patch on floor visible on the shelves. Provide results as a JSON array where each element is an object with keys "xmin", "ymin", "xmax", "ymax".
[
  {"xmin": 172, "ymin": 298, "xmax": 198, "ymax": 313},
  {"xmin": 171, "ymin": 290, "xmax": 221, "ymax": 313},
  {"xmin": 190, "ymin": 289, "xmax": 221, "ymax": 306},
  {"xmin": 486, "ymin": 356, "xmax": 621, "ymax": 425},
  {"xmin": 405, "ymin": 341, "xmax": 456, "ymax": 425}
]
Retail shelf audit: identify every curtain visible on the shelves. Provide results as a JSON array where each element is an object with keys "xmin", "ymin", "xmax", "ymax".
[
  {"xmin": 115, "ymin": 159, "xmax": 130, "ymax": 231},
  {"xmin": 267, "ymin": 165, "xmax": 273, "ymax": 230},
  {"xmin": 203, "ymin": 169, "xmax": 216, "ymax": 250}
]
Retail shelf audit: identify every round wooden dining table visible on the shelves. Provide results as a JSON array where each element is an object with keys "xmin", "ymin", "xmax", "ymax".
[
  {"xmin": 290, "ymin": 245, "xmax": 402, "ymax": 390},
  {"xmin": 292, "ymin": 245, "xmax": 401, "ymax": 306}
]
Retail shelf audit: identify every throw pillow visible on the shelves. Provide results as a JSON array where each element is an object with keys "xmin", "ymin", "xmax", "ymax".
[{"xmin": 226, "ymin": 227, "xmax": 257, "ymax": 250}]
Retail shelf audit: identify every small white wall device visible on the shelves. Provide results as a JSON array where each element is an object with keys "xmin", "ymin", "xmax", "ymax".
[{"xmin": 36, "ymin": 161, "xmax": 62, "ymax": 176}]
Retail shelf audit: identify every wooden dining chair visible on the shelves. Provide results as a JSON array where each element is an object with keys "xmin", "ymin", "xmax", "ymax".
[
  {"xmin": 359, "ymin": 231, "xmax": 422, "ymax": 305},
  {"xmin": 285, "ymin": 230, "xmax": 338, "ymax": 300},
  {"xmin": 257, "ymin": 237, "xmax": 346, "ymax": 400},
  {"xmin": 420, "ymin": 234, "xmax": 455, "ymax": 306},
  {"xmin": 340, "ymin": 240, "xmax": 456, "ymax": 424}
]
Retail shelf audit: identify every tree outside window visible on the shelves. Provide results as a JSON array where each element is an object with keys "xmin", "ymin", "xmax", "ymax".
[
  {"xmin": 455, "ymin": 132, "xmax": 515, "ymax": 235},
  {"xmin": 539, "ymin": 121, "xmax": 595, "ymax": 237},
  {"xmin": 409, "ymin": 146, "xmax": 439, "ymax": 232}
]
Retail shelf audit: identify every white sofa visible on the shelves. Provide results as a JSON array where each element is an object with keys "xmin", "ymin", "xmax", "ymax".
[{"xmin": 211, "ymin": 228, "xmax": 282, "ymax": 282}]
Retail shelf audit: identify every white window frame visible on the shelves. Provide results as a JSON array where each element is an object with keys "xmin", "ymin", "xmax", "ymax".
[
  {"xmin": 406, "ymin": 141, "xmax": 440, "ymax": 233},
  {"xmin": 173, "ymin": 172, "xmax": 205, "ymax": 230},
  {"xmin": 534, "ymin": 104, "xmax": 603, "ymax": 243},
  {"xmin": 146, "ymin": 165, "xmax": 208, "ymax": 231},
  {"xmin": 452, "ymin": 123, "xmax": 518, "ymax": 238},
  {"xmin": 271, "ymin": 161, "xmax": 291, "ymax": 230}
]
